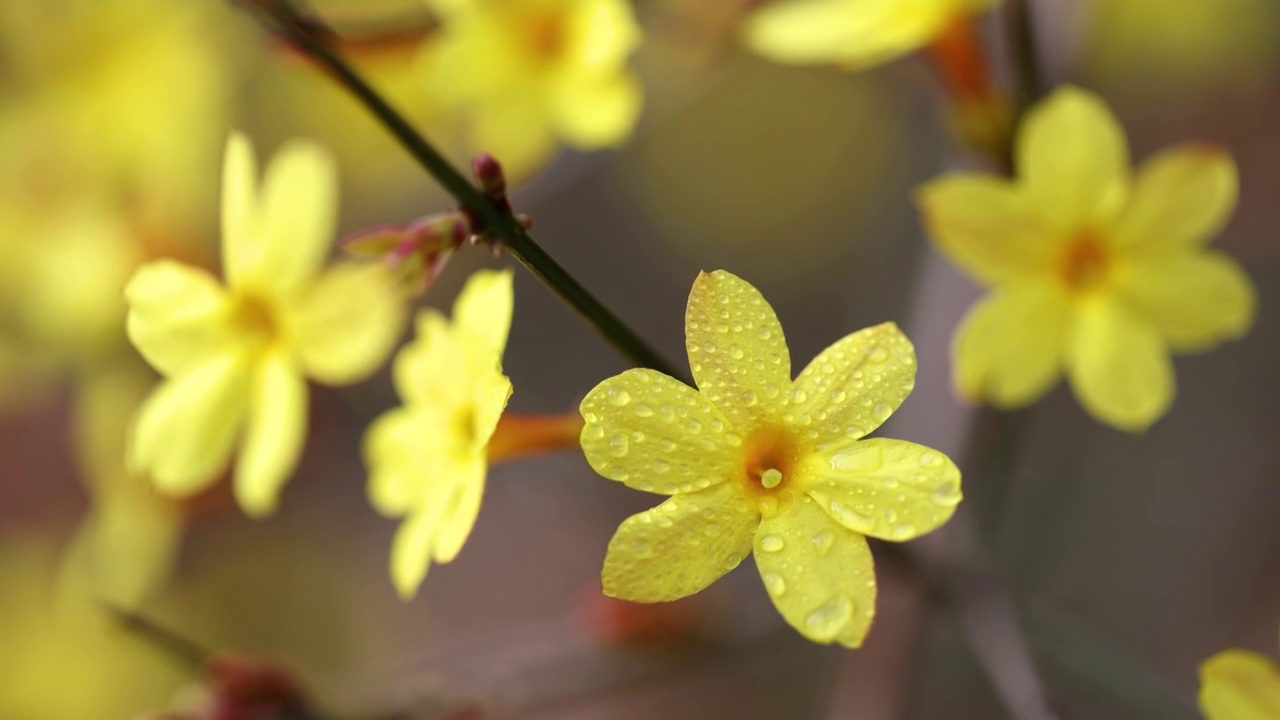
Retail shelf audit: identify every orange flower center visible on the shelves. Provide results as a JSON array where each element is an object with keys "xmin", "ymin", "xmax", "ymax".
[
  {"xmin": 738, "ymin": 428, "xmax": 801, "ymax": 518},
  {"xmin": 231, "ymin": 293, "xmax": 280, "ymax": 347},
  {"xmin": 1059, "ymin": 234, "xmax": 1111, "ymax": 292},
  {"xmin": 521, "ymin": 12, "xmax": 567, "ymax": 63}
]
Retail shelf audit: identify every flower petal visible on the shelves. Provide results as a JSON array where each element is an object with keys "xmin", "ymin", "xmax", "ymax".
[
  {"xmin": 1198, "ymin": 649, "xmax": 1280, "ymax": 720},
  {"xmin": 916, "ymin": 175, "xmax": 1057, "ymax": 286},
  {"xmin": 221, "ymin": 132, "xmax": 257, "ymax": 286},
  {"xmin": 601, "ymin": 482, "xmax": 757, "ymax": 602},
  {"xmin": 1066, "ymin": 298, "xmax": 1174, "ymax": 432},
  {"xmin": 801, "ymin": 438, "xmax": 961, "ymax": 541},
  {"xmin": 1113, "ymin": 144, "xmax": 1238, "ymax": 252},
  {"xmin": 744, "ymin": 0, "xmax": 948, "ymax": 69},
  {"xmin": 132, "ymin": 353, "xmax": 249, "ymax": 495},
  {"xmin": 430, "ymin": 457, "xmax": 487, "ymax": 564},
  {"xmin": 390, "ymin": 505, "xmax": 446, "ymax": 600},
  {"xmin": 239, "ymin": 139, "xmax": 338, "ymax": 293},
  {"xmin": 293, "ymin": 263, "xmax": 405, "ymax": 385},
  {"xmin": 685, "ymin": 270, "xmax": 791, "ymax": 433},
  {"xmin": 394, "ymin": 311, "xmax": 465, "ymax": 406},
  {"xmin": 234, "ymin": 353, "xmax": 308, "ymax": 517},
  {"xmin": 580, "ymin": 368, "xmax": 740, "ymax": 494},
  {"xmin": 790, "ymin": 322, "xmax": 915, "ymax": 446},
  {"xmin": 553, "ymin": 71, "xmax": 642, "ymax": 148},
  {"xmin": 365, "ymin": 407, "xmax": 447, "ymax": 516},
  {"xmin": 125, "ymin": 260, "xmax": 233, "ymax": 376},
  {"xmin": 1017, "ymin": 86, "xmax": 1130, "ymax": 231},
  {"xmin": 451, "ymin": 268, "xmax": 513, "ymax": 358},
  {"xmin": 952, "ymin": 283, "xmax": 1069, "ymax": 407},
  {"xmin": 754, "ymin": 496, "xmax": 876, "ymax": 648},
  {"xmin": 1119, "ymin": 251, "xmax": 1255, "ymax": 352}
]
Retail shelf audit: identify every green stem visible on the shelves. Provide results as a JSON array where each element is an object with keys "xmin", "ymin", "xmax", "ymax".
[{"xmin": 252, "ymin": 2, "xmax": 687, "ymax": 384}]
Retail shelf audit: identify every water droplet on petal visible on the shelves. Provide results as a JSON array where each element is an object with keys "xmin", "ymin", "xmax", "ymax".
[
  {"xmin": 762, "ymin": 571, "xmax": 787, "ymax": 596},
  {"xmin": 919, "ymin": 450, "xmax": 943, "ymax": 468},
  {"xmin": 867, "ymin": 346, "xmax": 889, "ymax": 363},
  {"xmin": 631, "ymin": 539, "xmax": 652, "ymax": 558},
  {"xmin": 827, "ymin": 498, "xmax": 873, "ymax": 532},
  {"xmin": 634, "ymin": 403, "xmax": 653, "ymax": 418},
  {"xmin": 811, "ymin": 530, "xmax": 835, "ymax": 556},
  {"xmin": 931, "ymin": 484, "xmax": 961, "ymax": 506},
  {"xmin": 759, "ymin": 534, "xmax": 785, "ymax": 552},
  {"xmin": 758, "ymin": 496, "xmax": 779, "ymax": 517},
  {"xmin": 804, "ymin": 595, "xmax": 854, "ymax": 641},
  {"xmin": 585, "ymin": 424, "xmax": 605, "ymax": 440},
  {"xmin": 609, "ymin": 434, "xmax": 629, "ymax": 457},
  {"xmin": 728, "ymin": 344, "xmax": 744, "ymax": 359},
  {"xmin": 607, "ymin": 388, "xmax": 631, "ymax": 407},
  {"xmin": 686, "ymin": 419, "xmax": 702, "ymax": 433},
  {"xmin": 872, "ymin": 402, "xmax": 892, "ymax": 422}
]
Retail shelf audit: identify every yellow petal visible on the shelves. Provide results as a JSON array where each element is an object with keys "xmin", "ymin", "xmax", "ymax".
[
  {"xmin": 791, "ymin": 322, "xmax": 915, "ymax": 445},
  {"xmin": 221, "ymin": 131, "xmax": 257, "ymax": 285},
  {"xmin": 1119, "ymin": 251, "xmax": 1255, "ymax": 352},
  {"xmin": 430, "ymin": 457, "xmax": 487, "ymax": 564},
  {"xmin": 685, "ymin": 270, "xmax": 792, "ymax": 432},
  {"xmin": 1199, "ymin": 649, "xmax": 1280, "ymax": 720},
  {"xmin": 132, "ymin": 353, "xmax": 249, "ymax": 495},
  {"xmin": 753, "ymin": 495, "xmax": 876, "ymax": 647},
  {"xmin": 233, "ymin": 354, "xmax": 308, "ymax": 517},
  {"xmin": 916, "ymin": 175, "xmax": 1056, "ymax": 286},
  {"xmin": 391, "ymin": 504, "xmax": 447, "ymax": 600},
  {"xmin": 469, "ymin": 94, "xmax": 558, "ymax": 180},
  {"xmin": 580, "ymin": 368, "xmax": 740, "ymax": 494},
  {"xmin": 294, "ymin": 263, "xmax": 405, "ymax": 385},
  {"xmin": 601, "ymin": 482, "xmax": 757, "ymax": 602},
  {"xmin": 451, "ymin": 268, "xmax": 514, "ymax": 357},
  {"xmin": 952, "ymin": 283, "xmax": 1069, "ymax": 407},
  {"xmin": 68, "ymin": 480, "xmax": 183, "ymax": 607},
  {"xmin": 1113, "ymin": 144, "xmax": 1238, "ymax": 252},
  {"xmin": 1066, "ymin": 298, "xmax": 1173, "ymax": 432},
  {"xmin": 744, "ymin": 0, "xmax": 949, "ymax": 69},
  {"xmin": 571, "ymin": 0, "xmax": 643, "ymax": 70},
  {"xmin": 394, "ymin": 311, "xmax": 464, "ymax": 406},
  {"xmin": 365, "ymin": 407, "xmax": 445, "ymax": 516},
  {"xmin": 801, "ymin": 438, "xmax": 961, "ymax": 541},
  {"xmin": 1017, "ymin": 86, "xmax": 1130, "ymax": 231},
  {"xmin": 552, "ymin": 71, "xmax": 643, "ymax": 148},
  {"xmin": 231, "ymin": 138, "xmax": 338, "ymax": 294},
  {"xmin": 125, "ymin": 260, "xmax": 233, "ymax": 376}
]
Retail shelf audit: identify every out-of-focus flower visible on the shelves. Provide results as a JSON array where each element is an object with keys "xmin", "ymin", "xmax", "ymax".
[
  {"xmin": 365, "ymin": 269, "xmax": 513, "ymax": 599},
  {"xmin": 421, "ymin": 0, "xmax": 644, "ymax": 178},
  {"xmin": 579, "ymin": 270, "xmax": 961, "ymax": 648},
  {"xmin": 1199, "ymin": 639, "xmax": 1280, "ymax": 719},
  {"xmin": 126, "ymin": 133, "xmax": 405, "ymax": 517},
  {"xmin": 344, "ymin": 211, "xmax": 469, "ymax": 294},
  {"xmin": 744, "ymin": 0, "xmax": 1000, "ymax": 71},
  {"xmin": 917, "ymin": 86, "xmax": 1255, "ymax": 431}
]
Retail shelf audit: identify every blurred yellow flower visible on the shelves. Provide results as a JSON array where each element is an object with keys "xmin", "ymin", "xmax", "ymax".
[
  {"xmin": 1199, "ymin": 642, "xmax": 1280, "ymax": 719},
  {"xmin": 422, "ymin": 0, "xmax": 644, "ymax": 177},
  {"xmin": 126, "ymin": 133, "xmax": 405, "ymax": 517},
  {"xmin": 579, "ymin": 270, "xmax": 961, "ymax": 647},
  {"xmin": 917, "ymin": 86, "xmax": 1254, "ymax": 431},
  {"xmin": 365, "ymin": 269, "xmax": 514, "ymax": 599},
  {"xmin": 744, "ymin": 0, "xmax": 1000, "ymax": 70}
]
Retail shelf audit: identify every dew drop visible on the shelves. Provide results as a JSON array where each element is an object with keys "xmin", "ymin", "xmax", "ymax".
[
  {"xmin": 728, "ymin": 344, "xmax": 745, "ymax": 359},
  {"xmin": 634, "ymin": 403, "xmax": 653, "ymax": 418},
  {"xmin": 762, "ymin": 571, "xmax": 787, "ymax": 596},
  {"xmin": 703, "ymin": 522, "xmax": 722, "ymax": 538},
  {"xmin": 791, "ymin": 389, "xmax": 809, "ymax": 404},
  {"xmin": 607, "ymin": 388, "xmax": 631, "ymax": 407},
  {"xmin": 609, "ymin": 433, "xmax": 629, "ymax": 457},
  {"xmin": 631, "ymin": 539, "xmax": 653, "ymax": 558},
  {"xmin": 585, "ymin": 424, "xmax": 605, "ymax": 440},
  {"xmin": 827, "ymin": 498, "xmax": 873, "ymax": 531},
  {"xmin": 655, "ymin": 515, "xmax": 673, "ymax": 528},
  {"xmin": 883, "ymin": 508, "xmax": 898, "ymax": 524},
  {"xmin": 652, "ymin": 459, "xmax": 670, "ymax": 474},
  {"xmin": 830, "ymin": 390, "xmax": 847, "ymax": 404},
  {"xmin": 872, "ymin": 402, "xmax": 892, "ymax": 422},
  {"xmin": 931, "ymin": 484, "xmax": 961, "ymax": 506},
  {"xmin": 804, "ymin": 595, "xmax": 854, "ymax": 641},
  {"xmin": 659, "ymin": 438, "xmax": 675, "ymax": 451},
  {"xmin": 891, "ymin": 522, "xmax": 917, "ymax": 540},
  {"xmin": 759, "ymin": 534, "xmax": 785, "ymax": 552},
  {"xmin": 758, "ymin": 496, "xmax": 779, "ymax": 517},
  {"xmin": 686, "ymin": 419, "xmax": 703, "ymax": 434},
  {"xmin": 811, "ymin": 529, "xmax": 835, "ymax": 557},
  {"xmin": 867, "ymin": 346, "xmax": 889, "ymax": 363},
  {"xmin": 918, "ymin": 449, "xmax": 943, "ymax": 468}
]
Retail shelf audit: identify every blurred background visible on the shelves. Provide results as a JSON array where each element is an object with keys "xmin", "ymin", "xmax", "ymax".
[{"xmin": 0, "ymin": 0, "xmax": 1277, "ymax": 718}]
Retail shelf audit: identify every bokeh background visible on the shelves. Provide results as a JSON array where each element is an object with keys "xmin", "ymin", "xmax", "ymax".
[{"xmin": 1, "ymin": 0, "xmax": 1277, "ymax": 718}]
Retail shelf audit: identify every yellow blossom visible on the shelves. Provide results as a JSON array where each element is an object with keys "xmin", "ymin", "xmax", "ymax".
[
  {"xmin": 422, "ymin": 0, "xmax": 643, "ymax": 177},
  {"xmin": 917, "ymin": 86, "xmax": 1255, "ymax": 431},
  {"xmin": 126, "ymin": 133, "xmax": 405, "ymax": 517},
  {"xmin": 744, "ymin": 0, "xmax": 1000, "ymax": 71},
  {"xmin": 1199, "ymin": 640, "xmax": 1280, "ymax": 719},
  {"xmin": 579, "ymin": 270, "xmax": 961, "ymax": 647},
  {"xmin": 365, "ymin": 269, "xmax": 514, "ymax": 599}
]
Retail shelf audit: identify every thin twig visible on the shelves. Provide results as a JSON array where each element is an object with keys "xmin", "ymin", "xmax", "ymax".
[
  {"xmin": 244, "ymin": 1, "xmax": 688, "ymax": 384},
  {"xmin": 1006, "ymin": 0, "xmax": 1044, "ymax": 114}
]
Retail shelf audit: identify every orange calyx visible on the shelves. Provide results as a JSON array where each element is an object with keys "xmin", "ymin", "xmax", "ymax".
[
  {"xmin": 738, "ymin": 429, "xmax": 801, "ymax": 516},
  {"xmin": 1059, "ymin": 234, "xmax": 1111, "ymax": 291}
]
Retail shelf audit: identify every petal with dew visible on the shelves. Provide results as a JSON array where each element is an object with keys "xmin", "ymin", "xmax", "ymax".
[
  {"xmin": 1113, "ymin": 144, "xmax": 1238, "ymax": 253},
  {"xmin": 801, "ymin": 438, "xmax": 961, "ymax": 541},
  {"xmin": 125, "ymin": 260, "xmax": 233, "ymax": 376},
  {"xmin": 1199, "ymin": 649, "xmax": 1280, "ymax": 720},
  {"xmin": 791, "ymin": 322, "xmax": 915, "ymax": 448},
  {"xmin": 580, "ymin": 368, "xmax": 740, "ymax": 495},
  {"xmin": 685, "ymin": 270, "xmax": 792, "ymax": 432},
  {"xmin": 246, "ymin": 139, "xmax": 338, "ymax": 293},
  {"xmin": 754, "ymin": 496, "xmax": 876, "ymax": 647},
  {"xmin": 1120, "ymin": 251, "xmax": 1254, "ymax": 352},
  {"xmin": 1018, "ymin": 86, "xmax": 1130, "ymax": 232},
  {"xmin": 294, "ymin": 263, "xmax": 404, "ymax": 385},
  {"xmin": 602, "ymin": 482, "xmax": 757, "ymax": 602},
  {"xmin": 916, "ymin": 175, "xmax": 1057, "ymax": 286},
  {"xmin": 451, "ymin": 268, "xmax": 514, "ymax": 357},
  {"xmin": 234, "ymin": 353, "xmax": 308, "ymax": 517},
  {"xmin": 1066, "ymin": 298, "xmax": 1173, "ymax": 432},
  {"xmin": 952, "ymin": 282, "xmax": 1069, "ymax": 407},
  {"xmin": 132, "ymin": 353, "xmax": 249, "ymax": 495}
]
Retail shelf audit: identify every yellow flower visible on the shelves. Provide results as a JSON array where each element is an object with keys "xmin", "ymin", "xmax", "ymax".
[
  {"xmin": 422, "ymin": 0, "xmax": 643, "ymax": 177},
  {"xmin": 126, "ymin": 133, "xmax": 405, "ymax": 517},
  {"xmin": 365, "ymin": 269, "xmax": 514, "ymax": 599},
  {"xmin": 917, "ymin": 86, "xmax": 1254, "ymax": 431},
  {"xmin": 745, "ymin": 0, "xmax": 1000, "ymax": 71},
  {"xmin": 579, "ymin": 270, "xmax": 961, "ymax": 647},
  {"xmin": 1199, "ymin": 641, "xmax": 1280, "ymax": 719}
]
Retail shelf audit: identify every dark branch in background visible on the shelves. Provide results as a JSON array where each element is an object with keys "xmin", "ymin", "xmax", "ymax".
[
  {"xmin": 1006, "ymin": 0, "xmax": 1044, "ymax": 115},
  {"xmin": 241, "ymin": 0, "xmax": 689, "ymax": 385}
]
